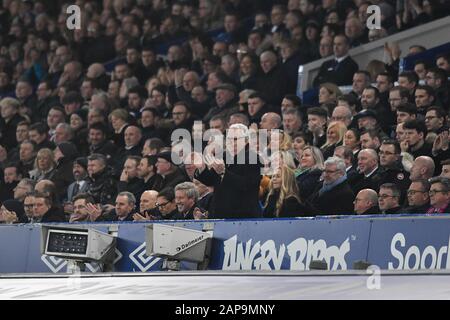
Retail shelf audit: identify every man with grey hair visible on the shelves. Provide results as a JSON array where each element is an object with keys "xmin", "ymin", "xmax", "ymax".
[
  {"xmin": 354, "ymin": 189, "xmax": 380, "ymax": 215},
  {"xmin": 309, "ymin": 156, "xmax": 355, "ymax": 215},
  {"xmin": 282, "ymin": 108, "xmax": 302, "ymax": 136},
  {"xmin": 113, "ymin": 191, "xmax": 136, "ymax": 221},
  {"xmin": 378, "ymin": 183, "xmax": 402, "ymax": 214},
  {"xmin": 54, "ymin": 123, "xmax": 74, "ymax": 144},
  {"xmin": 194, "ymin": 123, "xmax": 263, "ymax": 219},
  {"xmin": 175, "ymin": 182, "xmax": 200, "ymax": 219},
  {"xmin": 331, "ymin": 106, "xmax": 352, "ymax": 127}
]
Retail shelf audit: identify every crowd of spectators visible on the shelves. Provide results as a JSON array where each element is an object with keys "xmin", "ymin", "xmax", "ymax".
[{"xmin": 0, "ymin": 0, "xmax": 450, "ymax": 224}]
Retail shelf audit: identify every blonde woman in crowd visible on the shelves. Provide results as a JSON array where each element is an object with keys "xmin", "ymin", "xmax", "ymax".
[
  {"xmin": 29, "ymin": 148, "xmax": 56, "ymax": 181},
  {"xmin": 264, "ymin": 166, "xmax": 309, "ymax": 218},
  {"xmin": 321, "ymin": 121, "xmax": 347, "ymax": 160},
  {"xmin": 295, "ymin": 146, "xmax": 325, "ymax": 201}
]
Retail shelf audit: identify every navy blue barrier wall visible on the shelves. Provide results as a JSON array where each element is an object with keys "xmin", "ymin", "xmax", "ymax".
[
  {"xmin": 1, "ymin": 215, "xmax": 450, "ymax": 273},
  {"xmin": 401, "ymin": 41, "xmax": 450, "ymax": 72}
]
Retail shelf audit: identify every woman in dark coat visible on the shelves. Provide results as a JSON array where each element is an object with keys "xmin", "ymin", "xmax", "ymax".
[
  {"xmin": 295, "ymin": 146, "xmax": 324, "ymax": 201},
  {"xmin": 264, "ymin": 166, "xmax": 310, "ymax": 218},
  {"xmin": 52, "ymin": 142, "xmax": 78, "ymax": 200}
]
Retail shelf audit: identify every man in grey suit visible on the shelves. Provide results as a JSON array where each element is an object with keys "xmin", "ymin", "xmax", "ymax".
[{"xmin": 65, "ymin": 157, "xmax": 90, "ymax": 204}]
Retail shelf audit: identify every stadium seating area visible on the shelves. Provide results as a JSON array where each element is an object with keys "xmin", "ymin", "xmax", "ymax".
[{"xmin": 0, "ymin": 0, "xmax": 449, "ymax": 225}]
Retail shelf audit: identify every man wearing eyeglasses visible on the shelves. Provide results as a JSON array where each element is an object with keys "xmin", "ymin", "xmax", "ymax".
[
  {"xmin": 155, "ymin": 188, "xmax": 182, "ymax": 220},
  {"xmin": 427, "ymin": 177, "xmax": 450, "ymax": 214},
  {"xmin": 402, "ymin": 179, "xmax": 430, "ymax": 214},
  {"xmin": 378, "ymin": 183, "xmax": 402, "ymax": 214},
  {"xmin": 378, "ymin": 140, "xmax": 411, "ymax": 198},
  {"xmin": 309, "ymin": 156, "xmax": 354, "ymax": 216}
]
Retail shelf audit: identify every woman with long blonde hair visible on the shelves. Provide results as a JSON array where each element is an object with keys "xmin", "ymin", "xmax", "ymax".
[
  {"xmin": 321, "ymin": 121, "xmax": 347, "ymax": 160},
  {"xmin": 264, "ymin": 166, "xmax": 309, "ymax": 217}
]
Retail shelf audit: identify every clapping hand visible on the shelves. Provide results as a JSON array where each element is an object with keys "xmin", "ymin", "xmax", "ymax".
[
  {"xmin": 86, "ymin": 203, "xmax": 103, "ymax": 222},
  {"xmin": 0, "ymin": 209, "xmax": 18, "ymax": 224},
  {"xmin": 193, "ymin": 208, "xmax": 208, "ymax": 220},
  {"xmin": 433, "ymin": 131, "xmax": 449, "ymax": 153}
]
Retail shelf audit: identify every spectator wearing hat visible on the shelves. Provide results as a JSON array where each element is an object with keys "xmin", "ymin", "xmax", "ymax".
[
  {"xmin": 153, "ymin": 151, "xmax": 189, "ymax": 191},
  {"xmin": 0, "ymin": 199, "xmax": 28, "ymax": 224},
  {"xmin": 203, "ymin": 83, "xmax": 239, "ymax": 124},
  {"xmin": 66, "ymin": 157, "xmax": 90, "ymax": 203},
  {"xmin": 52, "ymin": 142, "xmax": 79, "ymax": 200},
  {"xmin": 313, "ymin": 34, "xmax": 359, "ymax": 87}
]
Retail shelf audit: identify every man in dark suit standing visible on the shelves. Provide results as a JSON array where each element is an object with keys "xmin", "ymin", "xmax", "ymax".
[
  {"xmin": 194, "ymin": 124, "xmax": 263, "ymax": 219},
  {"xmin": 313, "ymin": 34, "xmax": 359, "ymax": 87}
]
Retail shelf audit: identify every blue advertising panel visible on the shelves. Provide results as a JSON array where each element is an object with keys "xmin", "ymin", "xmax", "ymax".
[
  {"xmin": 209, "ymin": 218, "xmax": 371, "ymax": 271},
  {"xmin": 0, "ymin": 225, "xmax": 31, "ymax": 273},
  {"xmin": 367, "ymin": 216, "xmax": 450, "ymax": 271},
  {"xmin": 2, "ymin": 216, "xmax": 450, "ymax": 274}
]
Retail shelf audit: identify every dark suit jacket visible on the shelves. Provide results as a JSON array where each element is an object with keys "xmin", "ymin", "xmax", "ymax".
[
  {"xmin": 308, "ymin": 180, "xmax": 355, "ymax": 215},
  {"xmin": 66, "ymin": 180, "xmax": 90, "ymax": 202},
  {"xmin": 313, "ymin": 56, "xmax": 359, "ymax": 87},
  {"xmin": 195, "ymin": 146, "xmax": 262, "ymax": 219}
]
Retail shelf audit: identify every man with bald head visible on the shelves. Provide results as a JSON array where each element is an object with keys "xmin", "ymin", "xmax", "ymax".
[
  {"xmin": 354, "ymin": 189, "xmax": 380, "ymax": 215},
  {"xmin": 133, "ymin": 190, "xmax": 160, "ymax": 220},
  {"xmin": 410, "ymin": 156, "xmax": 435, "ymax": 181},
  {"xmin": 260, "ymin": 112, "xmax": 282, "ymax": 130},
  {"xmin": 254, "ymin": 50, "xmax": 288, "ymax": 107},
  {"xmin": 353, "ymin": 148, "xmax": 383, "ymax": 193}
]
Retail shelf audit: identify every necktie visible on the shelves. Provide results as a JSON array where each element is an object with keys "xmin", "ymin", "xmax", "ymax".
[{"xmin": 73, "ymin": 182, "xmax": 80, "ymax": 197}]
